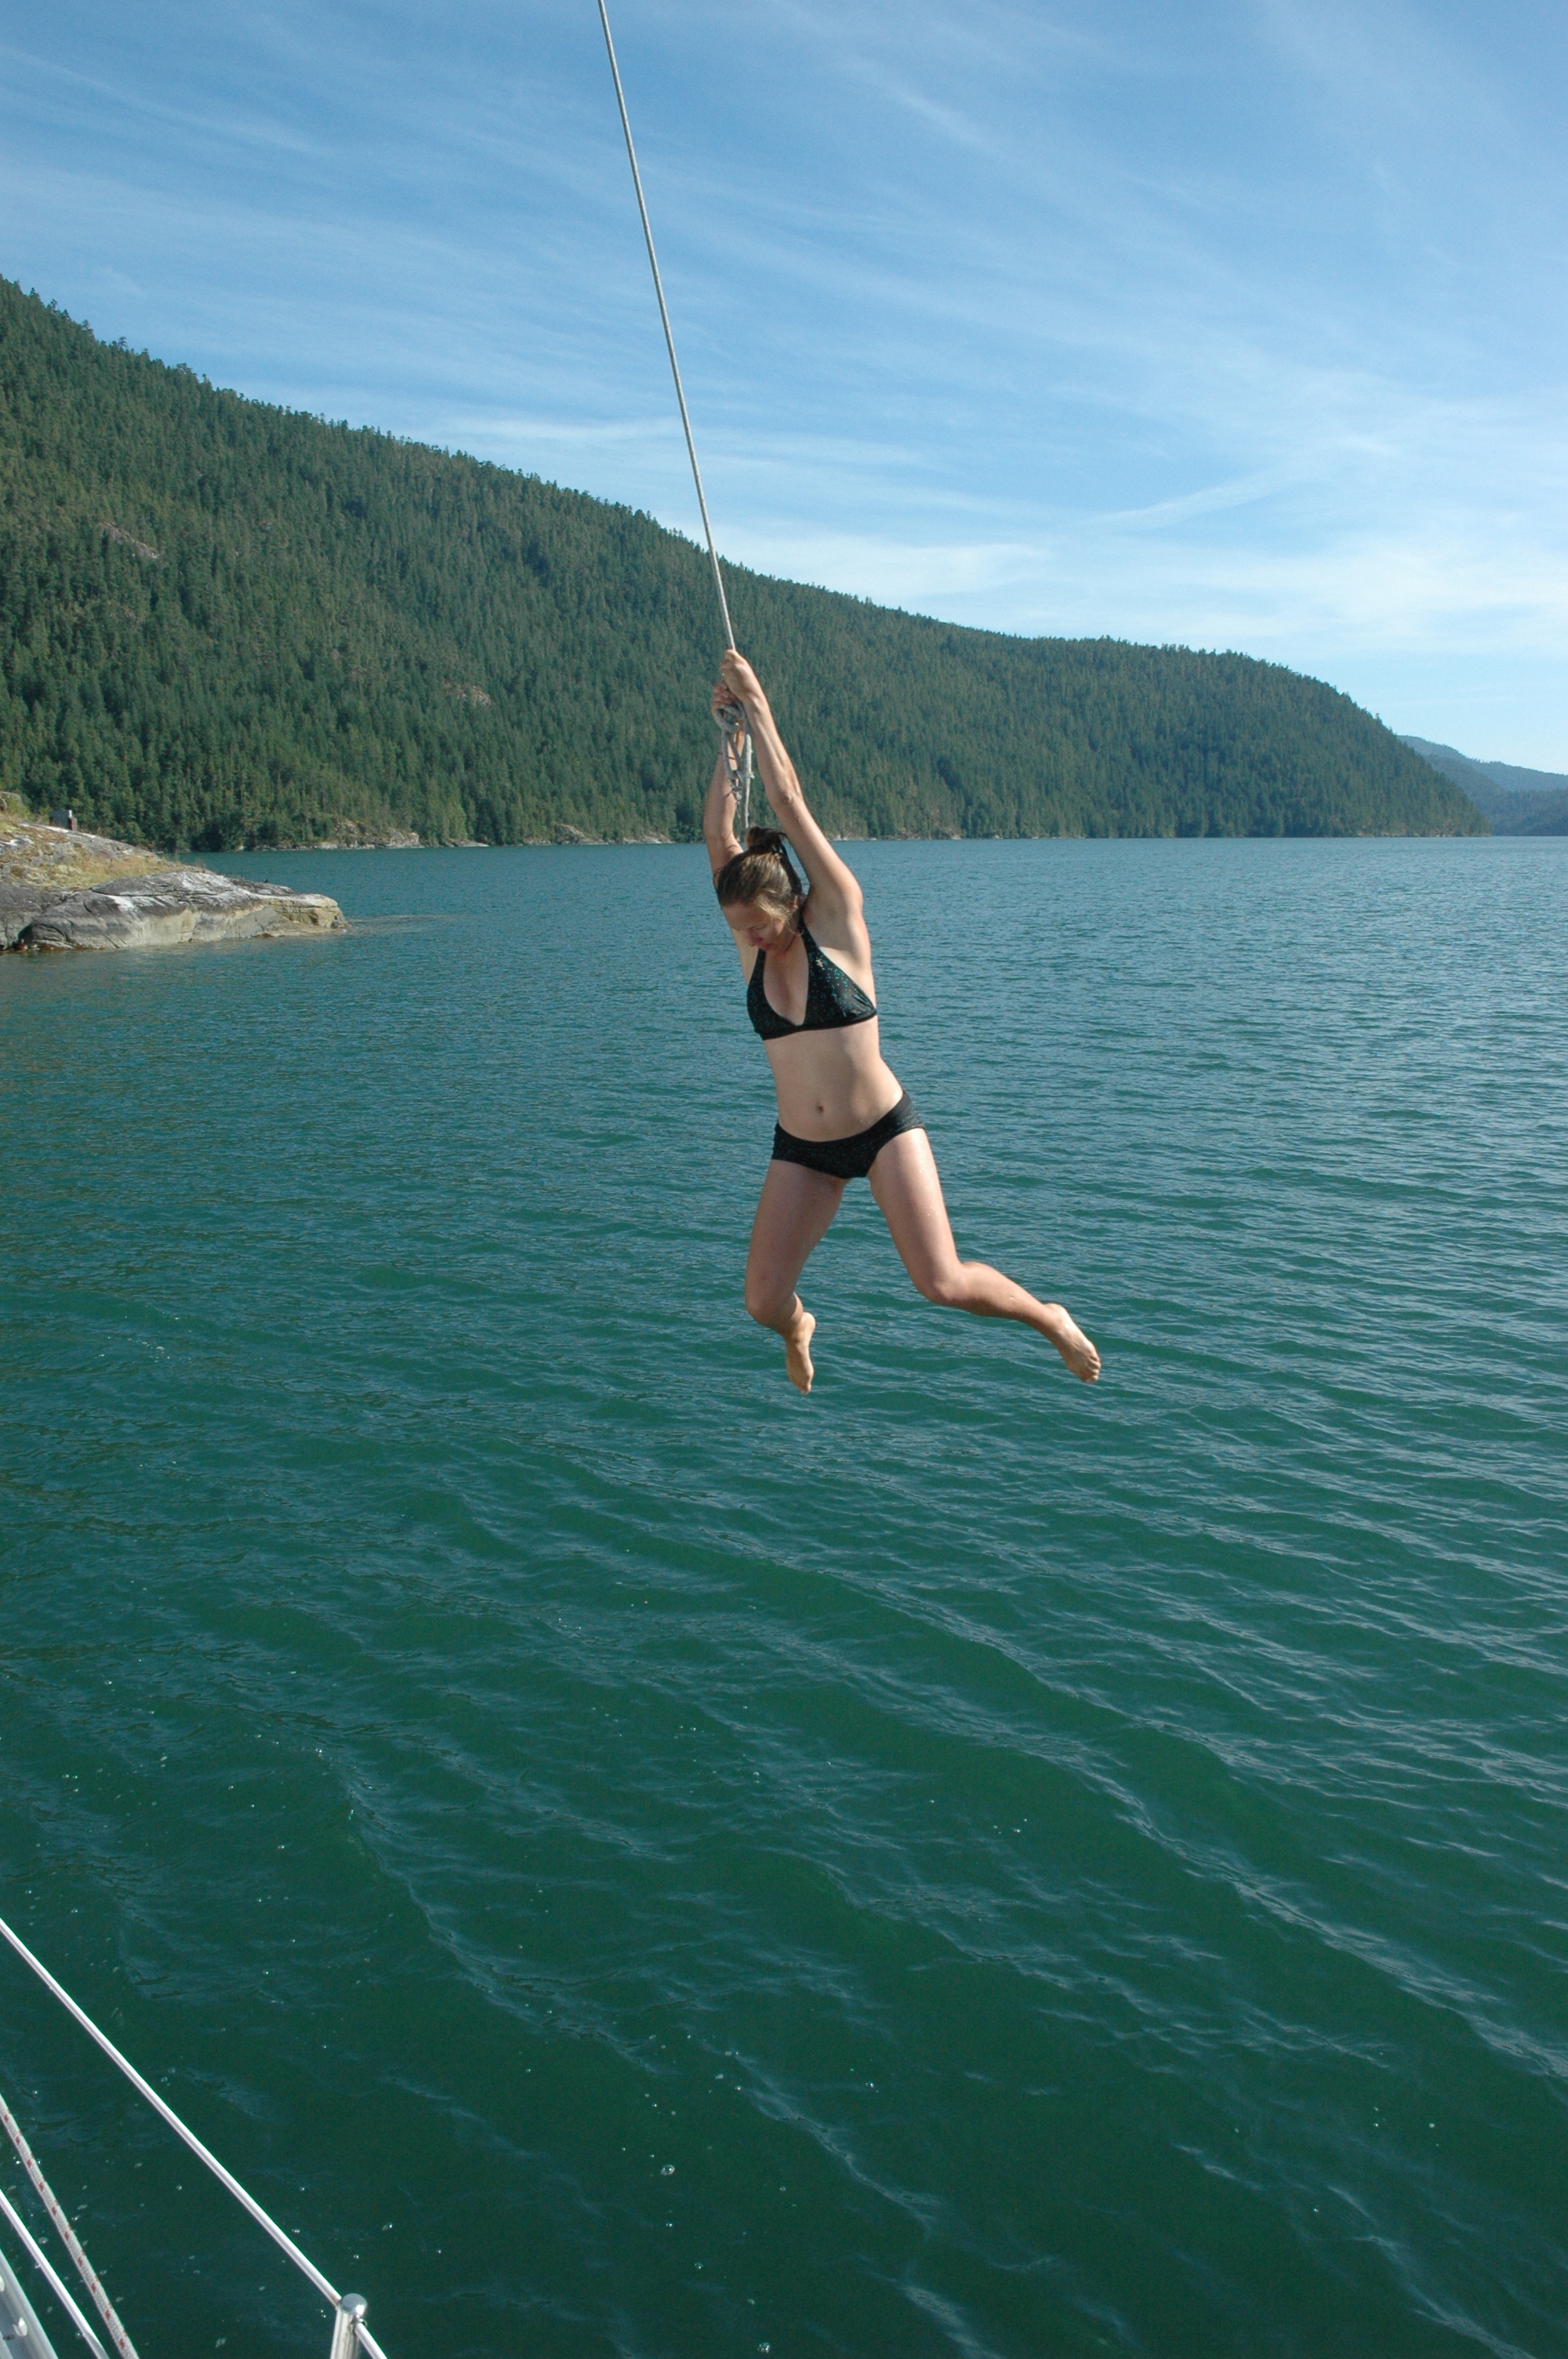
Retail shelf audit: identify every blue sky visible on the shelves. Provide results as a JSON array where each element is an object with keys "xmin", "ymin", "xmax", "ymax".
[{"xmin": 5, "ymin": 0, "xmax": 1566, "ymax": 762}]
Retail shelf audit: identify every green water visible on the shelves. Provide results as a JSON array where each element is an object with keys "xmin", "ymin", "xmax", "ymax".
[{"xmin": 2, "ymin": 838, "xmax": 1565, "ymax": 2359}]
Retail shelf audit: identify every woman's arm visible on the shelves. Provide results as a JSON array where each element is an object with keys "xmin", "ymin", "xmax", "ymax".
[
  {"xmin": 718, "ymin": 651, "xmax": 866, "ymax": 928},
  {"xmin": 702, "ymin": 691, "xmax": 744, "ymax": 875}
]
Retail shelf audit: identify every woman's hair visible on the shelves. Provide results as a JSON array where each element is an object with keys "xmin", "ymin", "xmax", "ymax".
[{"xmin": 713, "ymin": 827, "xmax": 804, "ymax": 922}]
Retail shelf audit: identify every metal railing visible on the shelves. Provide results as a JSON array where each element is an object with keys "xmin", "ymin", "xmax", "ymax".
[
  {"xmin": 1, "ymin": 2168, "xmax": 112, "ymax": 2359},
  {"xmin": 0, "ymin": 1910, "xmax": 389, "ymax": 2357}
]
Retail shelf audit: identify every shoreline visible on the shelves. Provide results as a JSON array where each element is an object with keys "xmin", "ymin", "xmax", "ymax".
[{"xmin": 1, "ymin": 812, "xmax": 347, "ymax": 953}]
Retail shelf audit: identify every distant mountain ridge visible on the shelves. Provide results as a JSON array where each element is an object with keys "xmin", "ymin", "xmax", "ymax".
[
  {"xmin": 1399, "ymin": 736, "xmax": 1568, "ymax": 836},
  {"xmin": 0, "ymin": 275, "xmax": 1483, "ymax": 850}
]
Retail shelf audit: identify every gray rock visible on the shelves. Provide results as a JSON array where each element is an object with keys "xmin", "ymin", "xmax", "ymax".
[
  {"xmin": 8, "ymin": 863, "xmax": 346, "ymax": 953},
  {"xmin": 0, "ymin": 880, "xmax": 54, "ymax": 947}
]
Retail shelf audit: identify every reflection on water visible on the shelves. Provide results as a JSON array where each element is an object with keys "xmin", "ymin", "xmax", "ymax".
[{"xmin": 3, "ymin": 837, "xmax": 1566, "ymax": 2359}]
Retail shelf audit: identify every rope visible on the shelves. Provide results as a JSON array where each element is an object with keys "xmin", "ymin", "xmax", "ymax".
[
  {"xmin": 593, "ymin": 0, "xmax": 754, "ymax": 831},
  {"xmin": 594, "ymin": 0, "xmax": 734, "ymax": 648},
  {"xmin": 0, "ymin": 2178, "xmax": 114, "ymax": 2359},
  {"xmin": 717, "ymin": 700, "xmax": 753, "ymax": 836},
  {"xmin": 0, "ymin": 1913, "xmax": 390, "ymax": 2359},
  {"xmin": 0, "ymin": 2179, "xmax": 113, "ymax": 2359},
  {"xmin": 0, "ymin": 2086, "xmax": 138, "ymax": 2356}
]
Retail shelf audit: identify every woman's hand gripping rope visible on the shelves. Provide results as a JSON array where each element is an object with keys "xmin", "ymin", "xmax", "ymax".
[{"xmin": 711, "ymin": 678, "xmax": 753, "ymax": 834}]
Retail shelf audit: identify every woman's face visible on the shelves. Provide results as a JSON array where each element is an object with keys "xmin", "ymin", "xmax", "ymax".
[{"xmin": 724, "ymin": 898, "xmax": 795, "ymax": 954}]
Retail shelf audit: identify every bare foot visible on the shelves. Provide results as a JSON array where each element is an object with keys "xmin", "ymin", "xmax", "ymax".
[
  {"xmin": 784, "ymin": 1307, "xmax": 817, "ymax": 1394},
  {"xmin": 1040, "ymin": 1303, "xmax": 1101, "ymax": 1383}
]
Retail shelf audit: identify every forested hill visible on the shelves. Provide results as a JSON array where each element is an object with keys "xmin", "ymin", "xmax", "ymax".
[
  {"xmin": 2, "ymin": 278, "xmax": 1483, "ymax": 851},
  {"xmin": 1400, "ymin": 736, "xmax": 1568, "ymax": 836}
]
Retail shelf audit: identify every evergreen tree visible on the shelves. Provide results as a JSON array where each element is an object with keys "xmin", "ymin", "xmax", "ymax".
[{"xmin": 0, "ymin": 278, "xmax": 1485, "ymax": 850}]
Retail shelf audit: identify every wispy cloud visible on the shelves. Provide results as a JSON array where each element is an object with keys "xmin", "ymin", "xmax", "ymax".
[
  {"xmin": 0, "ymin": 41, "xmax": 320, "ymax": 155},
  {"xmin": 3, "ymin": 0, "xmax": 1566, "ymax": 758}
]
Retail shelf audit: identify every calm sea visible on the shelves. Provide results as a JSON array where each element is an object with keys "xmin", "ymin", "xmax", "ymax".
[{"xmin": 2, "ymin": 837, "xmax": 1565, "ymax": 2359}]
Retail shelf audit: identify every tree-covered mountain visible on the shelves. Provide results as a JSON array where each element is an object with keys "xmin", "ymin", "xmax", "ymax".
[
  {"xmin": 1400, "ymin": 736, "xmax": 1568, "ymax": 835},
  {"xmin": 1, "ymin": 277, "xmax": 1483, "ymax": 851}
]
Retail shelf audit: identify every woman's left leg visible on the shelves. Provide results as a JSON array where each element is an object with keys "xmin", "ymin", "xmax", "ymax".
[
  {"xmin": 746, "ymin": 1158, "xmax": 848, "ymax": 1394},
  {"xmin": 868, "ymin": 1129, "xmax": 1101, "ymax": 1381}
]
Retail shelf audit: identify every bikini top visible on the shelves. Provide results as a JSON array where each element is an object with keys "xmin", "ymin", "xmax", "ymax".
[{"xmin": 748, "ymin": 925, "xmax": 877, "ymax": 1041}]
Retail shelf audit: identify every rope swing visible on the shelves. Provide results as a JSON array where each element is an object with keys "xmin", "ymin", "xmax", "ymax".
[{"xmin": 593, "ymin": 0, "xmax": 754, "ymax": 831}]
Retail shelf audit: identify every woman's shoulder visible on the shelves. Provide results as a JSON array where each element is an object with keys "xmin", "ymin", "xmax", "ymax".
[
  {"xmin": 800, "ymin": 900, "xmax": 874, "ymax": 994},
  {"xmin": 802, "ymin": 889, "xmax": 869, "ymax": 950}
]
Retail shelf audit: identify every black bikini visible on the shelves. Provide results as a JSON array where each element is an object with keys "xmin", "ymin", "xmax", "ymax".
[
  {"xmin": 749, "ymin": 926, "xmax": 924, "ymax": 1180},
  {"xmin": 746, "ymin": 924, "xmax": 877, "ymax": 1040},
  {"xmin": 771, "ymin": 1089, "xmax": 924, "ymax": 1180}
]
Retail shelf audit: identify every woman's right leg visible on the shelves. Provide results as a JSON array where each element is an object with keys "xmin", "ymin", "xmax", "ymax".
[{"xmin": 746, "ymin": 1158, "xmax": 848, "ymax": 1394}]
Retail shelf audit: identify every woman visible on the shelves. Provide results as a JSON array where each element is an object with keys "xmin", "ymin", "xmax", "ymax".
[{"xmin": 705, "ymin": 649, "xmax": 1101, "ymax": 1395}]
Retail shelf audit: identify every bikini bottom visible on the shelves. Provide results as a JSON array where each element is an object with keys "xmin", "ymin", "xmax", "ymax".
[{"xmin": 770, "ymin": 1089, "xmax": 924, "ymax": 1182}]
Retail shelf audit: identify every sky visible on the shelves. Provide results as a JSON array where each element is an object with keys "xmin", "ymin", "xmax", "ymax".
[{"xmin": 4, "ymin": 0, "xmax": 1566, "ymax": 765}]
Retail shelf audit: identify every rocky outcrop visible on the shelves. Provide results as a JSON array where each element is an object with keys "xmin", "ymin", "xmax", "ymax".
[
  {"xmin": 1, "ymin": 816, "xmax": 345, "ymax": 952},
  {"xmin": 307, "ymin": 821, "xmax": 421, "ymax": 849},
  {"xmin": 534, "ymin": 824, "xmax": 669, "ymax": 845}
]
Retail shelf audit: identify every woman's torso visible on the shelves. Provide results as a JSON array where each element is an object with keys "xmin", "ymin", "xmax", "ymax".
[{"xmin": 750, "ymin": 911, "xmax": 903, "ymax": 1140}]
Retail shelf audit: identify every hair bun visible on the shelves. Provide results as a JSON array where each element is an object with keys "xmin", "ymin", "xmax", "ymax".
[{"xmin": 713, "ymin": 827, "xmax": 805, "ymax": 918}]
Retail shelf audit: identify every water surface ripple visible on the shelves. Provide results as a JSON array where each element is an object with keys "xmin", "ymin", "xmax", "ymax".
[{"xmin": 2, "ymin": 838, "xmax": 1565, "ymax": 2359}]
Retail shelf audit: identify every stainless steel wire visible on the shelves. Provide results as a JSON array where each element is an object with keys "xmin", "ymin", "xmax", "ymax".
[
  {"xmin": 0, "ymin": 2179, "xmax": 112, "ymax": 2359},
  {"xmin": 0, "ymin": 1913, "xmax": 390, "ymax": 2359},
  {"xmin": 0, "ymin": 2088, "xmax": 137, "ymax": 2356}
]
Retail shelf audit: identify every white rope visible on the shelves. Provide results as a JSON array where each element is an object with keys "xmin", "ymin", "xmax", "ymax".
[
  {"xmin": 594, "ymin": 0, "xmax": 735, "ymax": 649},
  {"xmin": 0, "ymin": 2179, "xmax": 114, "ymax": 2359},
  {"xmin": 594, "ymin": 0, "xmax": 755, "ymax": 830},
  {"xmin": 717, "ymin": 700, "xmax": 754, "ymax": 836},
  {"xmin": 0, "ymin": 2088, "xmax": 138, "ymax": 2357},
  {"xmin": 0, "ymin": 1914, "xmax": 390, "ymax": 2359}
]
